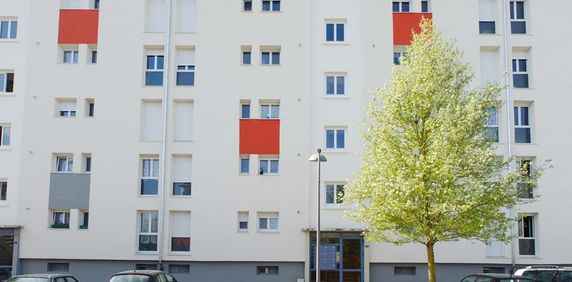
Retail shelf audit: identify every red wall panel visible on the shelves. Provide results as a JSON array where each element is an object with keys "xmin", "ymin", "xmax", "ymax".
[
  {"xmin": 240, "ymin": 119, "xmax": 280, "ymax": 155},
  {"xmin": 58, "ymin": 10, "xmax": 99, "ymax": 44},
  {"xmin": 393, "ymin": 13, "xmax": 432, "ymax": 45}
]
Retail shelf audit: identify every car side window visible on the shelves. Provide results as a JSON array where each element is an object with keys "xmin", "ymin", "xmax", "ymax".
[
  {"xmin": 65, "ymin": 277, "xmax": 79, "ymax": 282},
  {"xmin": 54, "ymin": 278, "xmax": 67, "ymax": 282},
  {"xmin": 156, "ymin": 274, "xmax": 167, "ymax": 282},
  {"xmin": 558, "ymin": 271, "xmax": 572, "ymax": 282},
  {"xmin": 164, "ymin": 274, "xmax": 178, "ymax": 282},
  {"xmin": 475, "ymin": 277, "xmax": 492, "ymax": 282},
  {"xmin": 461, "ymin": 276, "xmax": 477, "ymax": 282}
]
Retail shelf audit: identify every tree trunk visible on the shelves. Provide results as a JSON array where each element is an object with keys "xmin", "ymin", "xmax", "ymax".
[{"xmin": 426, "ymin": 242, "xmax": 436, "ymax": 282}]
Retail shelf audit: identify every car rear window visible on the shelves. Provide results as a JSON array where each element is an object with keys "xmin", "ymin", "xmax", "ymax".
[
  {"xmin": 499, "ymin": 279, "xmax": 535, "ymax": 282},
  {"xmin": 522, "ymin": 270, "xmax": 557, "ymax": 282},
  {"xmin": 110, "ymin": 275, "xmax": 152, "ymax": 282},
  {"xmin": 7, "ymin": 278, "xmax": 49, "ymax": 282}
]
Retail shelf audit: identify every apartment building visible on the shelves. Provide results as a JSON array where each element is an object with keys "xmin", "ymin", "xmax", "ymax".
[{"xmin": 0, "ymin": 0, "xmax": 571, "ymax": 282}]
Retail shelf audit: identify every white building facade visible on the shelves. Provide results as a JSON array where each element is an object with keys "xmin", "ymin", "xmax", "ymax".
[{"xmin": 1, "ymin": 0, "xmax": 571, "ymax": 281}]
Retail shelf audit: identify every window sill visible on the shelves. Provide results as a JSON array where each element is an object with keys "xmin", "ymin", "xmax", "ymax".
[
  {"xmin": 258, "ymin": 230, "xmax": 279, "ymax": 233},
  {"xmin": 54, "ymin": 117, "xmax": 77, "ymax": 119},
  {"xmin": 260, "ymin": 11, "xmax": 282, "ymax": 13},
  {"xmin": 323, "ymin": 95, "xmax": 350, "ymax": 99},
  {"xmin": 323, "ymin": 150, "xmax": 350, "ymax": 154},
  {"xmin": 53, "ymin": 171, "xmax": 74, "ymax": 174},
  {"xmin": 258, "ymin": 173, "xmax": 280, "ymax": 176},
  {"xmin": 174, "ymin": 31, "xmax": 197, "ymax": 34},
  {"xmin": 239, "ymin": 173, "xmax": 250, "ymax": 176},
  {"xmin": 138, "ymin": 194, "xmax": 160, "ymax": 197},
  {"xmin": 169, "ymin": 251, "xmax": 191, "ymax": 256},
  {"xmin": 139, "ymin": 140, "xmax": 162, "ymax": 142},
  {"xmin": 0, "ymin": 202, "xmax": 8, "ymax": 207},
  {"xmin": 0, "ymin": 39, "xmax": 18, "ymax": 43},
  {"xmin": 171, "ymin": 195, "xmax": 192, "ymax": 198},
  {"xmin": 172, "ymin": 139, "xmax": 194, "ymax": 143},
  {"xmin": 260, "ymin": 64, "xmax": 281, "ymax": 66},
  {"xmin": 323, "ymin": 42, "xmax": 350, "ymax": 46},
  {"xmin": 174, "ymin": 84, "xmax": 196, "ymax": 87},
  {"xmin": 237, "ymin": 230, "xmax": 249, "ymax": 233},
  {"xmin": 0, "ymin": 93, "xmax": 15, "ymax": 97},
  {"xmin": 136, "ymin": 251, "xmax": 159, "ymax": 255},
  {"xmin": 323, "ymin": 204, "xmax": 346, "ymax": 210},
  {"xmin": 0, "ymin": 147, "xmax": 13, "ymax": 151}
]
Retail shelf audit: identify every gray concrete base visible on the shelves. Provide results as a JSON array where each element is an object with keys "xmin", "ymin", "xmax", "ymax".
[
  {"xmin": 19, "ymin": 260, "xmax": 304, "ymax": 282},
  {"xmin": 370, "ymin": 263, "xmax": 512, "ymax": 282}
]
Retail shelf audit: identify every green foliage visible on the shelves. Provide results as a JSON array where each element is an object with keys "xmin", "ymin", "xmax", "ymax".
[{"xmin": 346, "ymin": 19, "xmax": 537, "ymax": 247}]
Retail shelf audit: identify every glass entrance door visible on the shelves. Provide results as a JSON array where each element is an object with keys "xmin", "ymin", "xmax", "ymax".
[{"xmin": 310, "ymin": 232, "xmax": 364, "ymax": 282}]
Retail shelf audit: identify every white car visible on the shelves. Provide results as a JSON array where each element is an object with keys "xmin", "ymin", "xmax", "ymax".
[{"xmin": 514, "ymin": 266, "xmax": 572, "ymax": 282}]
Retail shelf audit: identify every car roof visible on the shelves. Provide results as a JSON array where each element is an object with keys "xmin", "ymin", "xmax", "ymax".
[
  {"xmin": 466, "ymin": 273, "xmax": 532, "ymax": 278},
  {"xmin": 11, "ymin": 274, "xmax": 74, "ymax": 278},
  {"xmin": 113, "ymin": 270, "xmax": 164, "ymax": 276}
]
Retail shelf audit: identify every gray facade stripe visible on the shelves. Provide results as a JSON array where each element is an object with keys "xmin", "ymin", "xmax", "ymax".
[
  {"xmin": 48, "ymin": 173, "xmax": 90, "ymax": 209},
  {"xmin": 370, "ymin": 263, "xmax": 512, "ymax": 282}
]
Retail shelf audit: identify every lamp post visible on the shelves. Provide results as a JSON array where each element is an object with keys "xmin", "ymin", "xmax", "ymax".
[{"xmin": 309, "ymin": 148, "xmax": 327, "ymax": 282}]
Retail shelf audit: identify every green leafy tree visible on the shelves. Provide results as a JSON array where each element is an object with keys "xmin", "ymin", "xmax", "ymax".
[{"xmin": 347, "ymin": 20, "xmax": 540, "ymax": 282}]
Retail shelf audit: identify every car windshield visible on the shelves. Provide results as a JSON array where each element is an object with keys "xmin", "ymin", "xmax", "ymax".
[
  {"xmin": 110, "ymin": 275, "xmax": 151, "ymax": 282},
  {"xmin": 7, "ymin": 278, "xmax": 49, "ymax": 282}
]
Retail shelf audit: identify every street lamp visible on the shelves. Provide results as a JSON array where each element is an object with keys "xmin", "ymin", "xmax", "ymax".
[{"xmin": 308, "ymin": 148, "xmax": 327, "ymax": 282}]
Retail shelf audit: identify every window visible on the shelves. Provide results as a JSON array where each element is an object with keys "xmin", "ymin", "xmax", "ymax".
[
  {"xmin": 135, "ymin": 264, "xmax": 157, "ymax": 270},
  {"xmin": 145, "ymin": 0, "xmax": 166, "ymax": 32},
  {"xmin": 172, "ymin": 155, "xmax": 192, "ymax": 196},
  {"xmin": 91, "ymin": 50, "xmax": 97, "ymax": 64},
  {"xmin": 483, "ymin": 267, "xmax": 505, "ymax": 274},
  {"xmin": 241, "ymin": 46, "xmax": 252, "ymax": 65},
  {"xmin": 0, "ymin": 72, "xmax": 14, "ymax": 93},
  {"xmin": 62, "ymin": 49, "xmax": 79, "ymax": 64},
  {"xmin": 261, "ymin": 47, "xmax": 280, "ymax": 65},
  {"xmin": 86, "ymin": 99, "xmax": 95, "ymax": 117},
  {"xmin": 518, "ymin": 215, "xmax": 535, "ymax": 256},
  {"xmin": 421, "ymin": 1, "xmax": 429, "ymax": 12},
  {"xmin": 93, "ymin": 0, "xmax": 100, "ymax": 9},
  {"xmin": 260, "ymin": 104, "xmax": 279, "ymax": 119},
  {"xmin": 259, "ymin": 158, "xmax": 278, "ymax": 175},
  {"xmin": 392, "ymin": 1, "xmax": 410, "ymax": 12},
  {"xmin": 262, "ymin": 0, "xmax": 280, "ymax": 11},
  {"xmin": 141, "ymin": 100, "xmax": 162, "ymax": 141},
  {"xmin": 0, "ymin": 181, "xmax": 7, "ymax": 201},
  {"xmin": 0, "ymin": 125, "xmax": 10, "ymax": 147},
  {"xmin": 173, "ymin": 101, "xmax": 194, "ymax": 141},
  {"xmin": 479, "ymin": 0, "xmax": 497, "ymax": 34},
  {"xmin": 326, "ymin": 22, "xmax": 345, "ymax": 42},
  {"xmin": 241, "ymin": 102, "xmax": 251, "ymax": 118},
  {"xmin": 243, "ymin": 0, "xmax": 252, "ymax": 11},
  {"xmin": 145, "ymin": 54, "xmax": 164, "ymax": 86},
  {"xmin": 169, "ymin": 264, "xmax": 190, "ymax": 274},
  {"xmin": 170, "ymin": 211, "xmax": 191, "ymax": 252},
  {"xmin": 79, "ymin": 211, "xmax": 89, "ymax": 229},
  {"xmin": 516, "ymin": 159, "xmax": 533, "ymax": 199},
  {"xmin": 325, "ymin": 128, "xmax": 345, "ymax": 149},
  {"xmin": 512, "ymin": 58, "xmax": 528, "ymax": 88},
  {"xmin": 240, "ymin": 156, "xmax": 250, "ymax": 174},
  {"xmin": 326, "ymin": 184, "xmax": 345, "ymax": 205},
  {"xmin": 393, "ymin": 51, "xmax": 406, "ymax": 65},
  {"xmin": 514, "ymin": 106, "xmax": 531, "ymax": 143},
  {"xmin": 0, "ymin": 20, "xmax": 17, "ymax": 39},
  {"xmin": 257, "ymin": 212, "xmax": 278, "ymax": 231},
  {"xmin": 141, "ymin": 158, "xmax": 159, "ymax": 195},
  {"xmin": 176, "ymin": 49, "xmax": 195, "ymax": 86},
  {"xmin": 139, "ymin": 211, "xmax": 159, "ymax": 251},
  {"xmin": 510, "ymin": 1, "xmax": 526, "ymax": 34},
  {"xmin": 257, "ymin": 266, "xmax": 279, "ymax": 275},
  {"xmin": 56, "ymin": 99, "xmax": 77, "ymax": 117},
  {"xmin": 82, "ymin": 154, "xmax": 92, "ymax": 173},
  {"xmin": 237, "ymin": 211, "xmax": 249, "ymax": 232},
  {"xmin": 394, "ymin": 266, "xmax": 416, "ymax": 276},
  {"xmin": 55, "ymin": 155, "xmax": 73, "ymax": 172},
  {"xmin": 175, "ymin": 0, "xmax": 197, "ymax": 33},
  {"xmin": 62, "ymin": 0, "xmax": 81, "ymax": 8},
  {"xmin": 51, "ymin": 210, "xmax": 70, "ymax": 228},
  {"xmin": 47, "ymin": 263, "xmax": 69, "ymax": 272},
  {"xmin": 326, "ymin": 74, "xmax": 345, "ymax": 95},
  {"xmin": 486, "ymin": 108, "xmax": 499, "ymax": 142}
]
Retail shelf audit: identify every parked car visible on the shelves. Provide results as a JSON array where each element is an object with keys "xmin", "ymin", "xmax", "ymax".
[
  {"xmin": 460, "ymin": 273, "xmax": 538, "ymax": 282},
  {"xmin": 0, "ymin": 266, "xmax": 11, "ymax": 282},
  {"xmin": 514, "ymin": 265, "xmax": 572, "ymax": 282},
  {"xmin": 110, "ymin": 270, "xmax": 178, "ymax": 282},
  {"xmin": 7, "ymin": 274, "xmax": 79, "ymax": 282}
]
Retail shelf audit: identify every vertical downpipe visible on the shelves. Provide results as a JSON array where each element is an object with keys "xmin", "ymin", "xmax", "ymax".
[
  {"xmin": 502, "ymin": 0, "xmax": 516, "ymax": 272},
  {"xmin": 158, "ymin": 0, "xmax": 173, "ymax": 269}
]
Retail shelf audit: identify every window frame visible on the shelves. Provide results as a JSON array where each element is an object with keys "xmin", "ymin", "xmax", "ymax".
[
  {"xmin": 260, "ymin": 48, "xmax": 280, "ymax": 65},
  {"xmin": 257, "ymin": 213, "xmax": 279, "ymax": 232},
  {"xmin": 237, "ymin": 211, "xmax": 249, "ymax": 232},
  {"xmin": 325, "ymin": 127, "xmax": 346, "ymax": 150},
  {"xmin": 392, "ymin": 1, "xmax": 410, "ymax": 12},
  {"xmin": 145, "ymin": 54, "xmax": 165, "ymax": 86},
  {"xmin": 512, "ymin": 58, "xmax": 529, "ymax": 88},
  {"xmin": 518, "ymin": 215, "xmax": 536, "ymax": 256},
  {"xmin": 259, "ymin": 157, "xmax": 279, "ymax": 175},
  {"xmin": 0, "ymin": 20, "xmax": 18, "ymax": 40},
  {"xmin": 325, "ymin": 21, "xmax": 345, "ymax": 42},
  {"xmin": 325, "ymin": 73, "xmax": 346, "ymax": 96},
  {"xmin": 516, "ymin": 159, "xmax": 533, "ymax": 199},
  {"xmin": 138, "ymin": 210, "xmax": 159, "ymax": 252},
  {"xmin": 140, "ymin": 158, "xmax": 160, "ymax": 195},
  {"xmin": 51, "ymin": 210, "xmax": 71, "ymax": 229},
  {"xmin": 261, "ymin": 0, "xmax": 280, "ymax": 12},
  {"xmin": 0, "ymin": 72, "xmax": 14, "ymax": 93},
  {"xmin": 176, "ymin": 64, "xmax": 195, "ymax": 86},
  {"xmin": 0, "ymin": 124, "xmax": 11, "ymax": 147},
  {"xmin": 509, "ymin": 0, "xmax": 526, "ymax": 34},
  {"xmin": 260, "ymin": 103, "xmax": 280, "ymax": 119},
  {"xmin": 486, "ymin": 107, "xmax": 499, "ymax": 143},
  {"xmin": 240, "ymin": 156, "xmax": 250, "ymax": 175},
  {"xmin": 325, "ymin": 183, "xmax": 345, "ymax": 206},
  {"xmin": 62, "ymin": 49, "xmax": 79, "ymax": 64},
  {"xmin": 243, "ymin": 0, "xmax": 253, "ymax": 12},
  {"xmin": 514, "ymin": 105, "xmax": 531, "ymax": 144},
  {"xmin": 79, "ymin": 210, "xmax": 89, "ymax": 229},
  {"xmin": 421, "ymin": 1, "xmax": 430, "ymax": 12},
  {"xmin": 0, "ymin": 180, "xmax": 7, "ymax": 201},
  {"xmin": 55, "ymin": 155, "xmax": 73, "ymax": 173}
]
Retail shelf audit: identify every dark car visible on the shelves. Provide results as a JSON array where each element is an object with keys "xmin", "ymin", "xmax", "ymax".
[
  {"xmin": 0, "ymin": 266, "xmax": 11, "ymax": 282},
  {"xmin": 460, "ymin": 273, "xmax": 538, "ymax": 282},
  {"xmin": 7, "ymin": 274, "xmax": 79, "ymax": 282},
  {"xmin": 110, "ymin": 270, "xmax": 178, "ymax": 282}
]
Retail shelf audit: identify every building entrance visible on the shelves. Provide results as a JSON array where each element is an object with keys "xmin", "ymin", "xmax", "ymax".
[
  {"xmin": 310, "ymin": 232, "xmax": 364, "ymax": 282},
  {"xmin": 0, "ymin": 229, "xmax": 15, "ymax": 280}
]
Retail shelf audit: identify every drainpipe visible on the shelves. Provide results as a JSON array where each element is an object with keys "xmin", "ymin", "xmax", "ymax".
[
  {"xmin": 158, "ymin": 0, "xmax": 173, "ymax": 269},
  {"xmin": 501, "ymin": 0, "xmax": 516, "ymax": 273}
]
